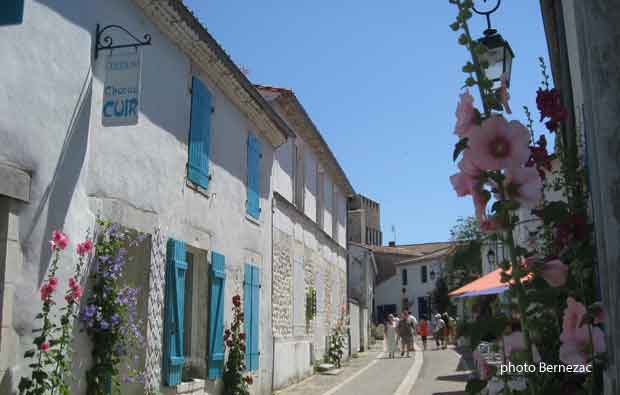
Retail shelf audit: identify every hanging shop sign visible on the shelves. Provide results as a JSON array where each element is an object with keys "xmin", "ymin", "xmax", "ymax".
[{"xmin": 102, "ymin": 52, "xmax": 141, "ymax": 127}]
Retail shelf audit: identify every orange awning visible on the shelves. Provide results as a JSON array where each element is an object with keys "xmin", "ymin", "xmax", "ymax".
[{"xmin": 449, "ymin": 268, "xmax": 530, "ymax": 298}]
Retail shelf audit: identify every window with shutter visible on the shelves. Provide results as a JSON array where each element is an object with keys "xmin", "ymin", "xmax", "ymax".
[
  {"xmin": 208, "ymin": 251, "xmax": 226, "ymax": 379},
  {"xmin": 0, "ymin": 1, "xmax": 24, "ymax": 26},
  {"xmin": 163, "ymin": 239, "xmax": 188, "ymax": 386},
  {"xmin": 188, "ymin": 77, "xmax": 212, "ymax": 189},
  {"xmin": 246, "ymin": 133, "xmax": 261, "ymax": 219},
  {"xmin": 244, "ymin": 264, "xmax": 260, "ymax": 371},
  {"xmin": 182, "ymin": 247, "xmax": 209, "ymax": 379}
]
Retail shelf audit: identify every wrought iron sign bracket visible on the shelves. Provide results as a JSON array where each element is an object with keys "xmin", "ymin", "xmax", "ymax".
[{"xmin": 94, "ymin": 24, "xmax": 152, "ymax": 59}]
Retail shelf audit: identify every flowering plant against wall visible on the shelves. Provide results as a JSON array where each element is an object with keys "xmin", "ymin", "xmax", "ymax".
[
  {"xmin": 81, "ymin": 219, "xmax": 146, "ymax": 394},
  {"xmin": 326, "ymin": 312, "xmax": 348, "ymax": 369},
  {"xmin": 447, "ymin": 1, "xmax": 604, "ymax": 394},
  {"xmin": 18, "ymin": 230, "xmax": 90, "ymax": 395},
  {"xmin": 223, "ymin": 294, "xmax": 253, "ymax": 395}
]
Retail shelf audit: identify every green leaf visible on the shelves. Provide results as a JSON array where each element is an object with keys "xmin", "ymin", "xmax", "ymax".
[
  {"xmin": 24, "ymin": 349, "xmax": 36, "ymax": 358},
  {"xmin": 453, "ymin": 138, "xmax": 469, "ymax": 162},
  {"xmin": 462, "ymin": 62, "xmax": 475, "ymax": 73},
  {"xmin": 465, "ymin": 379, "xmax": 487, "ymax": 395},
  {"xmin": 458, "ymin": 33, "xmax": 469, "ymax": 45},
  {"xmin": 465, "ymin": 77, "xmax": 476, "ymax": 87},
  {"xmin": 450, "ymin": 21, "xmax": 460, "ymax": 31}
]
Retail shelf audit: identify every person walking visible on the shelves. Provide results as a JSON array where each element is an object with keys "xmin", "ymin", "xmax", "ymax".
[
  {"xmin": 433, "ymin": 314, "xmax": 446, "ymax": 350},
  {"xmin": 407, "ymin": 310, "xmax": 417, "ymax": 352},
  {"xmin": 418, "ymin": 316, "xmax": 429, "ymax": 350},
  {"xmin": 384, "ymin": 314, "xmax": 398, "ymax": 358},
  {"xmin": 397, "ymin": 311, "xmax": 414, "ymax": 357},
  {"xmin": 441, "ymin": 313, "xmax": 450, "ymax": 349}
]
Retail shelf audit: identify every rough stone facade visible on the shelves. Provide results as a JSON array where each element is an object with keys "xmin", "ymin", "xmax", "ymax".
[
  {"xmin": 272, "ymin": 196, "xmax": 347, "ymax": 364},
  {"xmin": 273, "ymin": 230, "xmax": 293, "ymax": 338}
]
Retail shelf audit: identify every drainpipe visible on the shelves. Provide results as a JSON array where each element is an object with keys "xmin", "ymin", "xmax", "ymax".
[{"xmin": 271, "ymin": 196, "xmax": 276, "ymax": 391}]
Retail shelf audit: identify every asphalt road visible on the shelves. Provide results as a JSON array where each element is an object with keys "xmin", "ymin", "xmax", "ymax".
[
  {"xmin": 274, "ymin": 341, "xmax": 472, "ymax": 395},
  {"xmin": 410, "ymin": 346, "xmax": 471, "ymax": 395}
]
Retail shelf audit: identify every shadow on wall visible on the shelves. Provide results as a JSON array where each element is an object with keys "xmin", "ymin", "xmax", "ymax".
[{"xmin": 35, "ymin": 75, "xmax": 92, "ymax": 284}]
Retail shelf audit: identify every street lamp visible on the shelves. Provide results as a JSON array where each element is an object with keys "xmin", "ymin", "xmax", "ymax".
[
  {"xmin": 473, "ymin": 0, "xmax": 515, "ymax": 92},
  {"xmin": 487, "ymin": 248, "xmax": 496, "ymax": 267},
  {"xmin": 430, "ymin": 269, "xmax": 436, "ymax": 281}
]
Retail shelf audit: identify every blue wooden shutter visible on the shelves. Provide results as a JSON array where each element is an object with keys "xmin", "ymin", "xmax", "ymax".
[
  {"xmin": 244, "ymin": 264, "xmax": 260, "ymax": 371},
  {"xmin": 163, "ymin": 239, "xmax": 187, "ymax": 386},
  {"xmin": 208, "ymin": 251, "xmax": 226, "ymax": 379},
  {"xmin": 188, "ymin": 77, "xmax": 212, "ymax": 188},
  {"xmin": 0, "ymin": 1, "xmax": 24, "ymax": 26},
  {"xmin": 246, "ymin": 133, "xmax": 261, "ymax": 219}
]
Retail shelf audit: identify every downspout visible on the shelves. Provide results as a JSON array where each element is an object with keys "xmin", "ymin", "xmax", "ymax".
[
  {"xmin": 271, "ymin": 196, "xmax": 276, "ymax": 391},
  {"xmin": 345, "ymin": 203, "xmax": 351, "ymax": 358}
]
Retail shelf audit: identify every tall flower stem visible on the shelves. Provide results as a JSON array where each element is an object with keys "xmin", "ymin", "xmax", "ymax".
[{"xmin": 458, "ymin": 5, "xmax": 489, "ymax": 117}]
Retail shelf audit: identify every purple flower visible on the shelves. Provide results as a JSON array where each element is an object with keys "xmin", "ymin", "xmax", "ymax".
[
  {"xmin": 82, "ymin": 304, "xmax": 97, "ymax": 320},
  {"xmin": 111, "ymin": 314, "xmax": 120, "ymax": 326},
  {"xmin": 99, "ymin": 320, "xmax": 110, "ymax": 330}
]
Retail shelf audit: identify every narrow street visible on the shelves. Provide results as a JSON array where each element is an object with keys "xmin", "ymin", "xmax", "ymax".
[{"xmin": 275, "ymin": 341, "xmax": 471, "ymax": 395}]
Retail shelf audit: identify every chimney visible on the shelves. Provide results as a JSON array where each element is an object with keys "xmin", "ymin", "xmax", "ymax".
[{"xmin": 388, "ymin": 241, "xmax": 396, "ymax": 247}]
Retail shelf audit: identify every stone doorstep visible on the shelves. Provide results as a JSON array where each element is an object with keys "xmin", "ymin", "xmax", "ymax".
[{"xmin": 174, "ymin": 378, "xmax": 208, "ymax": 394}]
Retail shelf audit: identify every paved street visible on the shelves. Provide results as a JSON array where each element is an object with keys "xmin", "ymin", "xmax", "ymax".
[
  {"xmin": 411, "ymin": 345, "xmax": 472, "ymax": 395},
  {"xmin": 275, "ymin": 341, "xmax": 472, "ymax": 395}
]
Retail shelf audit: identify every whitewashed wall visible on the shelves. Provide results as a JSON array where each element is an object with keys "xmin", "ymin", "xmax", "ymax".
[{"xmin": 0, "ymin": 1, "xmax": 277, "ymax": 393}]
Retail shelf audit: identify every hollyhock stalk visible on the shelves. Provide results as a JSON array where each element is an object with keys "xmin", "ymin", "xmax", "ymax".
[{"xmin": 52, "ymin": 240, "xmax": 89, "ymax": 394}]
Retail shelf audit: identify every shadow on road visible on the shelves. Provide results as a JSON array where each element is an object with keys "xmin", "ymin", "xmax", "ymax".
[{"xmin": 435, "ymin": 372, "xmax": 470, "ymax": 382}]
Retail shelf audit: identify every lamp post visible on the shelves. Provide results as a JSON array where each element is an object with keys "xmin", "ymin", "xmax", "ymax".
[
  {"xmin": 487, "ymin": 248, "xmax": 496, "ymax": 268},
  {"xmin": 472, "ymin": 0, "xmax": 514, "ymax": 111}
]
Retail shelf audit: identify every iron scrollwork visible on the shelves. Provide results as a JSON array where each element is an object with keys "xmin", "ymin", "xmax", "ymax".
[{"xmin": 94, "ymin": 24, "xmax": 152, "ymax": 59}]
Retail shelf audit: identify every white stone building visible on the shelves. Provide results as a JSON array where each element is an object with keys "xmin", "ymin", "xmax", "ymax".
[
  {"xmin": 347, "ymin": 242, "xmax": 377, "ymax": 353},
  {"xmin": 255, "ymin": 86, "xmax": 353, "ymax": 390},
  {"xmin": 0, "ymin": 1, "xmax": 296, "ymax": 394},
  {"xmin": 374, "ymin": 242, "xmax": 456, "ymax": 321}
]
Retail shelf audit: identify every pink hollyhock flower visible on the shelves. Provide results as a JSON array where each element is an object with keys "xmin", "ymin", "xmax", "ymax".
[
  {"xmin": 559, "ymin": 297, "xmax": 606, "ymax": 365},
  {"xmin": 40, "ymin": 284, "xmax": 53, "ymax": 301},
  {"xmin": 454, "ymin": 90, "xmax": 476, "ymax": 138},
  {"xmin": 50, "ymin": 230, "xmax": 69, "ymax": 251},
  {"xmin": 48, "ymin": 276, "xmax": 59, "ymax": 289},
  {"xmin": 39, "ymin": 342, "xmax": 50, "ymax": 353},
  {"xmin": 450, "ymin": 153, "xmax": 482, "ymax": 197},
  {"xmin": 71, "ymin": 284, "xmax": 83, "ymax": 300},
  {"xmin": 540, "ymin": 259, "xmax": 568, "ymax": 287},
  {"xmin": 76, "ymin": 239, "xmax": 94, "ymax": 256},
  {"xmin": 503, "ymin": 331, "xmax": 541, "ymax": 362},
  {"xmin": 498, "ymin": 73, "xmax": 512, "ymax": 114},
  {"xmin": 468, "ymin": 116, "xmax": 530, "ymax": 171},
  {"xmin": 504, "ymin": 167, "xmax": 543, "ymax": 208}
]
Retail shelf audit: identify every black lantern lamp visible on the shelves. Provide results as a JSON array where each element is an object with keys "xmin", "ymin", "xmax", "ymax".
[
  {"xmin": 487, "ymin": 248, "xmax": 496, "ymax": 267},
  {"xmin": 473, "ymin": 0, "xmax": 514, "ymax": 91},
  {"xmin": 430, "ymin": 268, "xmax": 436, "ymax": 281}
]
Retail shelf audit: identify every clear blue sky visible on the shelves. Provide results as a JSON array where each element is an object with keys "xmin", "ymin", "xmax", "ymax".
[{"xmin": 184, "ymin": 0, "xmax": 551, "ymax": 244}]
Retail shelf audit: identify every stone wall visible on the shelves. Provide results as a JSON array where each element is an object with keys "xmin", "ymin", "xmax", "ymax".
[{"xmin": 273, "ymin": 230, "xmax": 293, "ymax": 338}]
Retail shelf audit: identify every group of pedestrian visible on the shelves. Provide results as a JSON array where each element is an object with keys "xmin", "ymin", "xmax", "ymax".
[
  {"xmin": 383, "ymin": 310, "xmax": 417, "ymax": 358},
  {"xmin": 384, "ymin": 311, "xmax": 456, "ymax": 356}
]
